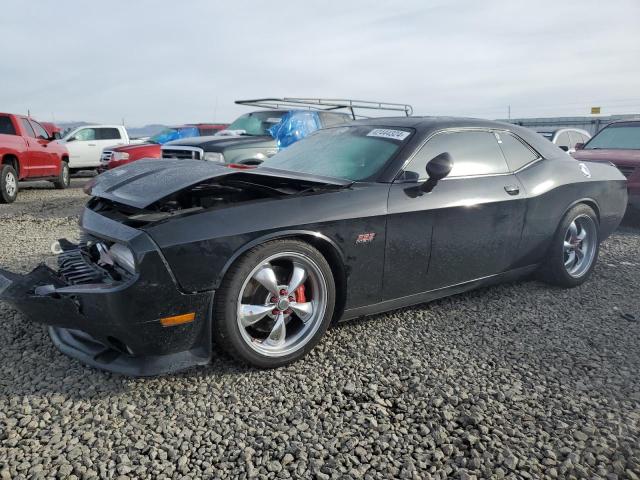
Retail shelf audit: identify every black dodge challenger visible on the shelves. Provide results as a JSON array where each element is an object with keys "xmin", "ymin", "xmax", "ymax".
[{"xmin": 0, "ymin": 117, "xmax": 627, "ymax": 375}]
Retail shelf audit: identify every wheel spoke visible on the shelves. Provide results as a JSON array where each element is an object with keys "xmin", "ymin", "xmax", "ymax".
[
  {"xmin": 575, "ymin": 248, "xmax": 584, "ymax": 261},
  {"xmin": 568, "ymin": 221, "xmax": 578, "ymax": 241},
  {"xmin": 563, "ymin": 241, "xmax": 573, "ymax": 251},
  {"xmin": 264, "ymin": 313, "xmax": 286, "ymax": 347},
  {"xmin": 290, "ymin": 301, "xmax": 313, "ymax": 322},
  {"xmin": 240, "ymin": 304, "xmax": 274, "ymax": 328},
  {"xmin": 564, "ymin": 250, "xmax": 576, "ymax": 268},
  {"xmin": 287, "ymin": 263, "xmax": 307, "ymax": 293},
  {"xmin": 576, "ymin": 227, "xmax": 587, "ymax": 241},
  {"xmin": 253, "ymin": 264, "xmax": 280, "ymax": 295}
]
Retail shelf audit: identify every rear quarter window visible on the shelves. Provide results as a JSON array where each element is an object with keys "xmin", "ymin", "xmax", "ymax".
[
  {"xmin": 495, "ymin": 132, "xmax": 539, "ymax": 171},
  {"xmin": 0, "ymin": 116, "xmax": 16, "ymax": 135},
  {"xmin": 97, "ymin": 128, "xmax": 122, "ymax": 140}
]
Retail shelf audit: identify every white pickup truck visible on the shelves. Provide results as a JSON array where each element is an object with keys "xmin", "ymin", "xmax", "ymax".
[{"xmin": 58, "ymin": 125, "xmax": 141, "ymax": 172}]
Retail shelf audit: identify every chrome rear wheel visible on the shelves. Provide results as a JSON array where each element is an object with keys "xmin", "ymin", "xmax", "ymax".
[
  {"xmin": 563, "ymin": 214, "xmax": 597, "ymax": 278},
  {"xmin": 5, "ymin": 171, "xmax": 16, "ymax": 197}
]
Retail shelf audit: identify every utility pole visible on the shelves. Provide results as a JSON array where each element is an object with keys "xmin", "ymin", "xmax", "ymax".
[{"xmin": 508, "ymin": 105, "xmax": 511, "ymax": 120}]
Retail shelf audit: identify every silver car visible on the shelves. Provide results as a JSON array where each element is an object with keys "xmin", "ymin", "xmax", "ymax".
[{"xmin": 537, "ymin": 128, "xmax": 591, "ymax": 154}]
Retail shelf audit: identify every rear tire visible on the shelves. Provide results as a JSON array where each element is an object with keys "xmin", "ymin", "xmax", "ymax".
[
  {"xmin": 214, "ymin": 239, "xmax": 335, "ymax": 368},
  {"xmin": 539, "ymin": 204, "xmax": 599, "ymax": 287},
  {"xmin": 52, "ymin": 161, "xmax": 70, "ymax": 190},
  {"xmin": 0, "ymin": 165, "xmax": 18, "ymax": 203}
]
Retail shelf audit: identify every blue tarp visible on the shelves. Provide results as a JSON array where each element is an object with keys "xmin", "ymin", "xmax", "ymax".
[
  {"xmin": 151, "ymin": 127, "xmax": 200, "ymax": 144},
  {"xmin": 268, "ymin": 110, "xmax": 322, "ymax": 149}
]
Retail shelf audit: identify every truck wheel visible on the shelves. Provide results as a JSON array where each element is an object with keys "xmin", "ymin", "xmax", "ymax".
[
  {"xmin": 0, "ymin": 165, "xmax": 19, "ymax": 203},
  {"xmin": 53, "ymin": 161, "xmax": 70, "ymax": 190},
  {"xmin": 214, "ymin": 239, "xmax": 335, "ymax": 368}
]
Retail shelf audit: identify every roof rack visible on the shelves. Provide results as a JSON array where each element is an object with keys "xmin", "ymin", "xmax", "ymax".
[{"xmin": 235, "ymin": 97, "xmax": 413, "ymax": 120}]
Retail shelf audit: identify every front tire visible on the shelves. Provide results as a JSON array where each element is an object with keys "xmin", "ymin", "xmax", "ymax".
[
  {"xmin": 52, "ymin": 161, "xmax": 70, "ymax": 189},
  {"xmin": 214, "ymin": 240, "xmax": 336, "ymax": 368},
  {"xmin": 0, "ymin": 165, "xmax": 18, "ymax": 203},
  {"xmin": 540, "ymin": 204, "xmax": 600, "ymax": 287}
]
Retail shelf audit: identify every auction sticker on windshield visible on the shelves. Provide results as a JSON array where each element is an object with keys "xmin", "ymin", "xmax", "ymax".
[{"xmin": 366, "ymin": 129, "xmax": 410, "ymax": 141}]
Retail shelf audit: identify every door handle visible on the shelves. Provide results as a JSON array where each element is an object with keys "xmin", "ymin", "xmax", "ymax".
[
  {"xmin": 504, "ymin": 185, "xmax": 520, "ymax": 195},
  {"xmin": 88, "ymin": 143, "xmax": 96, "ymax": 146}
]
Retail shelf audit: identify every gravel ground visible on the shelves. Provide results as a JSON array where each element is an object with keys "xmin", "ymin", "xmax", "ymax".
[{"xmin": 1, "ymin": 184, "xmax": 639, "ymax": 480}]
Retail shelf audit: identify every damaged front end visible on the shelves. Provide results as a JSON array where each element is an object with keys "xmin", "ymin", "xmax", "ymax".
[{"xmin": 0, "ymin": 207, "xmax": 213, "ymax": 376}]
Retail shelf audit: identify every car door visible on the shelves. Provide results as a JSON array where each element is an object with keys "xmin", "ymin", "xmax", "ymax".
[
  {"xmin": 383, "ymin": 129, "xmax": 526, "ymax": 299},
  {"xmin": 29, "ymin": 120, "xmax": 59, "ymax": 176},
  {"xmin": 66, "ymin": 127, "xmax": 98, "ymax": 168},
  {"xmin": 18, "ymin": 118, "xmax": 49, "ymax": 177}
]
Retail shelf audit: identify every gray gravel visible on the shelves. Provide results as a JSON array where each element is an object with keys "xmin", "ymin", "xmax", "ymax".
[{"xmin": 1, "ymin": 184, "xmax": 640, "ymax": 479}]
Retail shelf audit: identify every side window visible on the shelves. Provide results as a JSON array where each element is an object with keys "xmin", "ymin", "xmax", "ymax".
[
  {"xmin": 403, "ymin": 130, "xmax": 509, "ymax": 180},
  {"xmin": 30, "ymin": 120, "xmax": 50, "ymax": 139},
  {"xmin": 97, "ymin": 128, "xmax": 122, "ymax": 140},
  {"xmin": 0, "ymin": 116, "xmax": 16, "ymax": 135},
  {"xmin": 495, "ymin": 132, "xmax": 538, "ymax": 171},
  {"xmin": 74, "ymin": 128, "xmax": 96, "ymax": 141},
  {"xmin": 321, "ymin": 113, "xmax": 350, "ymax": 127},
  {"xmin": 20, "ymin": 118, "xmax": 36, "ymax": 138},
  {"xmin": 555, "ymin": 132, "xmax": 571, "ymax": 150}
]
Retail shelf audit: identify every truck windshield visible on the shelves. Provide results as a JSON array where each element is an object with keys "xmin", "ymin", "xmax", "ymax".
[
  {"xmin": 226, "ymin": 111, "xmax": 287, "ymax": 136},
  {"xmin": 149, "ymin": 127, "xmax": 199, "ymax": 144},
  {"xmin": 261, "ymin": 126, "xmax": 412, "ymax": 181},
  {"xmin": 585, "ymin": 124, "xmax": 640, "ymax": 150}
]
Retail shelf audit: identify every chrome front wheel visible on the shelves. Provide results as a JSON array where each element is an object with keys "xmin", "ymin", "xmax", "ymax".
[{"xmin": 237, "ymin": 252, "xmax": 328, "ymax": 357}]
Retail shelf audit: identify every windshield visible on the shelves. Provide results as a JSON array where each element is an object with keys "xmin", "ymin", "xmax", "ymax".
[
  {"xmin": 261, "ymin": 126, "xmax": 412, "ymax": 181},
  {"xmin": 585, "ymin": 124, "xmax": 640, "ymax": 150},
  {"xmin": 226, "ymin": 111, "xmax": 287, "ymax": 136},
  {"xmin": 149, "ymin": 126, "xmax": 199, "ymax": 144}
]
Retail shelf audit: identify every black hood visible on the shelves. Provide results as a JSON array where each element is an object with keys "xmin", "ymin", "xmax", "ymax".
[
  {"xmin": 164, "ymin": 135, "xmax": 275, "ymax": 150},
  {"xmin": 90, "ymin": 159, "xmax": 351, "ymax": 209}
]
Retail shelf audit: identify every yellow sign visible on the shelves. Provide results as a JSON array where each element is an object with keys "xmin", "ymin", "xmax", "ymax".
[{"xmin": 591, "ymin": 107, "xmax": 601, "ymax": 114}]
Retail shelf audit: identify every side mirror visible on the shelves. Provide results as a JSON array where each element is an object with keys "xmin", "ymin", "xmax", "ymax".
[
  {"xmin": 559, "ymin": 146, "xmax": 569, "ymax": 152},
  {"xmin": 66, "ymin": 136, "xmax": 75, "ymax": 142},
  {"xmin": 422, "ymin": 152, "xmax": 453, "ymax": 192},
  {"xmin": 574, "ymin": 143, "xmax": 584, "ymax": 151}
]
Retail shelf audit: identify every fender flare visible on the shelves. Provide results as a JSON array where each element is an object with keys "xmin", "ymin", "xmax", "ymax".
[{"xmin": 213, "ymin": 229, "xmax": 346, "ymax": 289}]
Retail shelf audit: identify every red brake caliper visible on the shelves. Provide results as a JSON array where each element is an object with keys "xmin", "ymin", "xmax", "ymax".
[{"xmin": 295, "ymin": 285, "xmax": 306, "ymax": 303}]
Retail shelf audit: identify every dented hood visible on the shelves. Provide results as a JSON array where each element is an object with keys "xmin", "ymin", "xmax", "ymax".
[{"xmin": 89, "ymin": 159, "xmax": 351, "ymax": 209}]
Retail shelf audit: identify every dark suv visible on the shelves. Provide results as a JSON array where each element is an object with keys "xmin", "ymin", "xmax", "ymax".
[{"xmin": 162, "ymin": 109, "xmax": 351, "ymax": 165}]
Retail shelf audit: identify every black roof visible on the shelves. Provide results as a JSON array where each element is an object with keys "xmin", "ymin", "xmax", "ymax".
[{"xmin": 351, "ymin": 116, "xmax": 566, "ymax": 160}]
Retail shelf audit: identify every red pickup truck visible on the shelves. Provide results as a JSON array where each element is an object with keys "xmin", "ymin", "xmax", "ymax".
[{"xmin": 0, "ymin": 113, "xmax": 70, "ymax": 203}]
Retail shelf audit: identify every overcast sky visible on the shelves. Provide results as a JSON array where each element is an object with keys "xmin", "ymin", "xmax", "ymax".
[{"xmin": 1, "ymin": 0, "xmax": 639, "ymax": 126}]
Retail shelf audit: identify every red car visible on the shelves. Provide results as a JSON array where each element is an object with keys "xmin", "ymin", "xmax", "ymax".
[
  {"xmin": 0, "ymin": 113, "xmax": 70, "ymax": 203},
  {"xmin": 572, "ymin": 120, "xmax": 640, "ymax": 211},
  {"xmin": 100, "ymin": 124, "xmax": 227, "ymax": 171},
  {"xmin": 41, "ymin": 122, "xmax": 63, "ymax": 140}
]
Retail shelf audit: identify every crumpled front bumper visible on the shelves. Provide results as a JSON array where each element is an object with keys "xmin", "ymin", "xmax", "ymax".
[{"xmin": 0, "ymin": 207, "xmax": 215, "ymax": 376}]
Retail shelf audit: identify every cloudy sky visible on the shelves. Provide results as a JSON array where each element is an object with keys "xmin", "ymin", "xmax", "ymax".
[{"xmin": 1, "ymin": 0, "xmax": 639, "ymax": 126}]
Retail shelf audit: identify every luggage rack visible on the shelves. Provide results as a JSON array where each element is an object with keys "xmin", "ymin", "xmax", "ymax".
[{"xmin": 235, "ymin": 98, "xmax": 413, "ymax": 120}]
